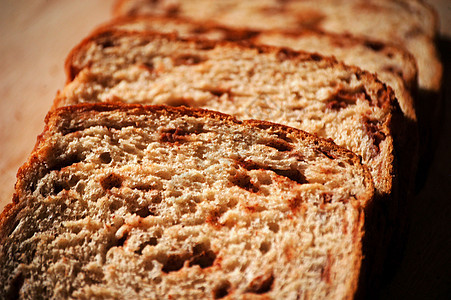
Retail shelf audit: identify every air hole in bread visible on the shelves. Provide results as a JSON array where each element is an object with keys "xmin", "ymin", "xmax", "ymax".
[
  {"xmin": 363, "ymin": 40, "xmax": 385, "ymax": 52},
  {"xmin": 288, "ymin": 196, "xmax": 303, "ymax": 212},
  {"xmin": 309, "ymin": 53, "xmax": 322, "ymax": 62},
  {"xmin": 6, "ymin": 272, "xmax": 24, "ymax": 300},
  {"xmin": 273, "ymin": 169, "xmax": 307, "ymax": 185},
  {"xmin": 321, "ymin": 193, "xmax": 333, "ymax": 204},
  {"xmin": 194, "ymin": 41, "xmax": 216, "ymax": 50},
  {"xmin": 325, "ymin": 89, "xmax": 365, "ymax": 111},
  {"xmin": 173, "ymin": 54, "xmax": 205, "ymax": 66},
  {"xmin": 52, "ymin": 182, "xmax": 68, "ymax": 195},
  {"xmin": 115, "ymin": 232, "xmax": 128, "ymax": 248},
  {"xmin": 161, "ymin": 244, "xmax": 216, "ymax": 273},
  {"xmin": 100, "ymin": 173, "xmax": 123, "ymax": 190},
  {"xmin": 151, "ymin": 276, "xmax": 161, "ymax": 285},
  {"xmin": 135, "ymin": 237, "xmax": 158, "ymax": 255},
  {"xmin": 8, "ymin": 219, "xmax": 21, "ymax": 237},
  {"xmin": 246, "ymin": 273, "xmax": 274, "ymax": 294},
  {"xmin": 133, "ymin": 183, "xmax": 155, "ymax": 191},
  {"xmin": 231, "ymin": 172, "xmax": 259, "ymax": 193},
  {"xmin": 213, "ymin": 281, "xmax": 231, "ymax": 299},
  {"xmin": 165, "ymin": 4, "xmax": 180, "ymax": 16},
  {"xmin": 363, "ymin": 118, "xmax": 386, "ymax": 152},
  {"xmin": 99, "ymin": 39, "xmax": 114, "ymax": 49},
  {"xmin": 190, "ymin": 26, "xmax": 208, "ymax": 34},
  {"xmin": 49, "ymin": 153, "xmax": 82, "ymax": 171},
  {"xmin": 152, "ymin": 193, "xmax": 163, "ymax": 204},
  {"xmin": 189, "ymin": 244, "xmax": 216, "ymax": 269},
  {"xmin": 268, "ymin": 222, "xmax": 279, "ymax": 233},
  {"xmin": 162, "ymin": 254, "xmax": 186, "ymax": 273},
  {"xmin": 276, "ymin": 48, "xmax": 300, "ymax": 61},
  {"xmin": 209, "ymin": 88, "xmax": 230, "ymax": 98},
  {"xmin": 260, "ymin": 138, "xmax": 293, "ymax": 152},
  {"xmin": 237, "ymin": 158, "xmax": 307, "ymax": 185},
  {"xmin": 318, "ymin": 149, "xmax": 335, "ymax": 160},
  {"xmin": 99, "ymin": 152, "xmax": 112, "ymax": 164},
  {"xmin": 259, "ymin": 241, "xmax": 271, "ymax": 254},
  {"xmin": 134, "ymin": 206, "xmax": 154, "ymax": 218},
  {"xmin": 160, "ymin": 128, "xmax": 191, "ymax": 143},
  {"xmin": 383, "ymin": 65, "xmax": 403, "ymax": 78},
  {"xmin": 139, "ymin": 62, "xmax": 154, "ymax": 73}
]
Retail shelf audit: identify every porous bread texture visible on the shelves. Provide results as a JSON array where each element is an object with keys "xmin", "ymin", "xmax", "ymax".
[
  {"xmin": 103, "ymin": 15, "xmax": 418, "ymax": 120},
  {"xmin": 0, "ymin": 104, "xmax": 374, "ymax": 299},
  {"xmin": 58, "ymin": 30, "xmax": 396, "ymax": 196},
  {"xmin": 113, "ymin": 0, "xmax": 442, "ymax": 91}
]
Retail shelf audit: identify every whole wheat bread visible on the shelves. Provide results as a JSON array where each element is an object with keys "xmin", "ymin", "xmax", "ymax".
[
  {"xmin": 103, "ymin": 15, "xmax": 418, "ymax": 121},
  {"xmin": 0, "ymin": 104, "xmax": 374, "ymax": 299},
  {"xmin": 112, "ymin": 0, "xmax": 441, "ymax": 92}
]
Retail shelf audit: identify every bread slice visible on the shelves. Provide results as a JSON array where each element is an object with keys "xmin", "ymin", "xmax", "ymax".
[
  {"xmin": 113, "ymin": 0, "xmax": 442, "ymax": 92},
  {"xmin": 102, "ymin": 15, "xmax": 418, "ymax": 121},
  {"xmin": 0, "ymin": 104, "xmax": 374, "ymax": 299},
  {"xmin": 58, "ymin": 29, "xmax": 399, "ymax": 198}
]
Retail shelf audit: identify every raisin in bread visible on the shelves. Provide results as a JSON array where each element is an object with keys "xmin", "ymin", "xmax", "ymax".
[
  {"xmin": 58, "ymin": 29, "xmax": 400, "ymax": 199},
  {"xmin": 0, "ymin": 104, "xmax": 374, "ymax": 299},
  {"xmin": 102, "ymin": 15, "xmax": 418, "ymax": 120},
  {"xmin": 112, "ymin": 0, "xmax": 442, "ymax": 93}
]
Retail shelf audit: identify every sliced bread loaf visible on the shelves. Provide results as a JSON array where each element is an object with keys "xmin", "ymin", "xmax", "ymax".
[
  {"xmin": 0, "ymin": 104, "xmax": 374, "ymax": 299},
  {"xmin": 58, "ymin": 29, "xmax": 399, "ymax": 198},
  {"xmin": 113, "ymin": 0, "xmax": 442, "ymax": 92},
  {"xmin": 102, "ymin": 15, "xmax": 418, "ymax": 121}
]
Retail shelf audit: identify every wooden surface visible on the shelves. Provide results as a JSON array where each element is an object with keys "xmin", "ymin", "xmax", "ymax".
[
  {"xmin": 0, "ymin": 0, "xmax": 115, "ymax": 209},
  {"xmin": 0, "ymin": 1, "xmax": 449, "ymax": 299}
]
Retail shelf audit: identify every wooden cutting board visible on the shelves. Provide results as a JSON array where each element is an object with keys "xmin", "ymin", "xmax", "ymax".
[{"xmin": 0, "ymin": 0, "xmax": 114, "ymax": 211}]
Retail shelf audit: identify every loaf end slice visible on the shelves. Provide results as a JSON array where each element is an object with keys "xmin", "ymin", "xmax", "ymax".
[{"xmin": 0, "ymin": 104, "xmax": 373, "ymax": 299}]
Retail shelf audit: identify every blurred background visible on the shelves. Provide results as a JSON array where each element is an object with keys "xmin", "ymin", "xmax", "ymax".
[{"xmin": 0, "ymin": 1, "xmax": 449, "ymax": 298}]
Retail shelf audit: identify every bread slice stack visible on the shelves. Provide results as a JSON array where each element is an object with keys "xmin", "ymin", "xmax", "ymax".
[
  {"xmin": 59, "ymin": 30, "xmax": 399, "ymax": 197},
  {"xmin": 0, "ymin": 0, "xmax": 442, "ymax": 299},
  {"xmin": 113, "ymin": 0, "xmax": 443, "ymax": 187}
]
